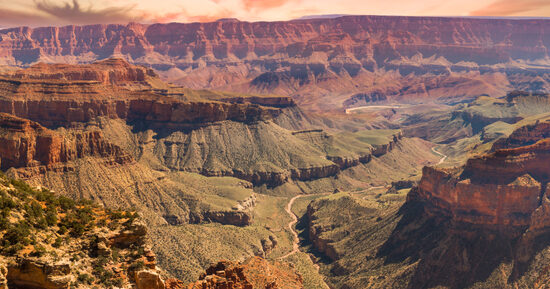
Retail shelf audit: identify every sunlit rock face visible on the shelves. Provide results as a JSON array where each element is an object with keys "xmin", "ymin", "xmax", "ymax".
[
  {"xmin": 411, "ymin": 120, "xmax": 550, "ymax": 237},
  {"xmin": 2, "ymin": 16, "xmax": 550, "ymax": 111}
]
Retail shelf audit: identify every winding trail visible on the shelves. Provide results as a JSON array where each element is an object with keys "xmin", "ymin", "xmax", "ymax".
[
  {"xmin": 276, "ymin": 145, "xmax": 447, "ymax": 287},
  {"xmin": 280, "ymin": 194, "xmax": 331, "ymax": 289},
  {"xmin": 280, "ymin": 194, "xmax": 303, "ymax": 259},
  {"xmin": 345, "ymin": 105, "xmax": 403, "ymax": 114},
  {"xmin": 431, "ymin": 146, "xmax": 448, "ymax": 164}
]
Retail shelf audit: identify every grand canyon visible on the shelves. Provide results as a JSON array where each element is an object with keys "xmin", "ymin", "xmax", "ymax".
[{"xmin": 0, "ymin": 2, "xmax": 550, "ymax": 288}]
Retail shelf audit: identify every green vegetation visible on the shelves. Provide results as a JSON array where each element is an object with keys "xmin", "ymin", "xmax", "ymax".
[{"xmin": 0, "ymin": 174, "xmax": 150, "ymax": 288}]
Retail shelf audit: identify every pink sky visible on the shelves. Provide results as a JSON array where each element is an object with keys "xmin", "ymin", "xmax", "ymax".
[{"xmin": 0, "ymin": 0, "xmax": 549, "ymax": 27}]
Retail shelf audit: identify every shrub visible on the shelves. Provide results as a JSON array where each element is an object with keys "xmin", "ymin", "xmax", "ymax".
[
  {"xmin": 2, "ymin": 221, "xmax": 31, "ymax": 246},
  {"xmin": 77, "ymin": 273, "xmax": 95, "ymax": 285},
  {"xmin": 31, "ymin": 244, "xmax": 47, "ymax": 257},
  {"xmin": 57, "ymin": 196, "xmax": 76, "ymax": 211},
  {"xmin": 53, "ymin": 237, "xmax": 64, "ymax": 248},
  {"xmin": 128, "ymin": 260, "xmax": 145, "ymax": 272},
  {"xmin": 45, "ymin": 207, "xmax": 58, "ymax": 226}
]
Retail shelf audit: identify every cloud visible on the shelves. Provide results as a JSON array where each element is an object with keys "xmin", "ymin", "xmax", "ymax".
[
  {"xmin": 0, "ymin": 8, "xmax": 53, "ymax": 27},
  {"xmin": 242, "ymin": 0, "xmax": 288, "ymax": 10},
  {"xmin": 34, "ymin": 0, "xmax": 144, "ymax": 25},
  {"xmin": 470, "ymin": 0, "xmax": 550, "ymax": 16},
  {"xmin": 147, "ymin": 11, "xmax": 186, "ymax": 23}
]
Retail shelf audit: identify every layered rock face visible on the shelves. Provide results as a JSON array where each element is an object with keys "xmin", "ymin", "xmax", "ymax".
[
  {"xmin": 0, "ymin": 59, "xmax": 294, "ymax": 128},
  {"xmin": 410, "ymin": 120, "xmax": 550, "ymax": 236},
  {"xmin": 2, "ymin": 16, "xmax": 550, "ymax": 110},
  {"xmin": 12, "ymin": 58, "xmax": 157, "ymax": 84},
  {"xmin": 0, "ymin": 113, "xmax": 131, "ymax": 171}
]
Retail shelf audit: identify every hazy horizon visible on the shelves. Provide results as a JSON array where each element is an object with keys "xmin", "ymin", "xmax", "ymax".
[{"xmin": 0, "ymin": 0, "xmax": 549, "ymax": 28}]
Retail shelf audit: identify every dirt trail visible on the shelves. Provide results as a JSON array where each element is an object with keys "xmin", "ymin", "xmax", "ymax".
[
  {"xmin": 280, "ymin": 194, "xmax": 303, "ymax": 259},
  {"xmin": 280, "ymin": 194, "xmax": 331, "ymax": 289},
  {"xmin": 431, "ymin": 146, "xmax": 447, "ymax": 164}
]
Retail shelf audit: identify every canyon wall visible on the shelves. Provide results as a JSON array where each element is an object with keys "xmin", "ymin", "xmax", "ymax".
[
  {"xmin": 1, "ymin": 16, "xmax": 550, "ymax": 110},
  {"xmin": 1, "ymin": 17, "xmax": 549, "ymax": 68},
  {"xmin": 0, "ymin": 60, "xmax": 406, "ymax": 190},
  {"xmin": 0, "ymin": 112, "xmax": 131, "ymax": 171},
  {"xmin": 410, "ymin": 120, "xmax": 550, "ymax": 236},
  {"xmin": 0, "ymin": 59, "xmax": 294, "ymax": 128}
]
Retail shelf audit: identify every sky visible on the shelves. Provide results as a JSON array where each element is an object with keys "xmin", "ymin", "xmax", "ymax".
[{"xmin": 0, "ymin": 0, "xmax": 549, "ymax": 27}]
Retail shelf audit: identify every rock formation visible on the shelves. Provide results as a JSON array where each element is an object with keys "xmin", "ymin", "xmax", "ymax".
[
  {"xmin": 410, "ymin": 119, "xmax": 550, "ymax": 237},
  {"xmin": 2, "ymin": 16, "xmax": 550, "ymax": 111},
  {"xmin": 0, "ymin": 173, "xmax": 165, "ymax": 289},
  {"xmin": 0, "ymin": 60, "xmax": 409, "ymax": 189},
  {"xmin": 0, "ymin": 113, "xmax": 132, "ymax": 171},
  {"xmin": 0, "ymin": 59, "xmax": 293, "ymax": 128},
  {"xmin": 184, "ymin": 257, "xmax": 303, "ymax": 289}
]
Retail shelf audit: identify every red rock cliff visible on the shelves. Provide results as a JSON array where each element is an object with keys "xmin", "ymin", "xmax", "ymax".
[
  {"xmin": 0, "ymin": 60, "xmax": 295, "ymax": 127},
  {"xmin": 2, "ymin": 17, "xmax": 549, "ymax": 67},
  {"xmin": 2, "ymin": 17, "xmax": 550, "ymax": 110},
  {"xmin": 410, "ymin": 120, "xmax": 550, "ymax": 236},
  {"xmin": 0, "ymin": 113, "xmax": 132, "ymax": 170}
]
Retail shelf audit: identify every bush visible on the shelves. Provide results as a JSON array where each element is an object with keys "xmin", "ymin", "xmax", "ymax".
[
  {"xmin": 45, "ymin": 207, "xmax": 58, "ymax": 226},
  {"xmin": 128, "ymin": 260, "xmax": 145, "ymax": 272},
  {"xmin": 30, "ymin": 244, "xmax": 47, "ymax": 257},
  {"xmin": 2, "ymin": 221, "xmax": 31, "ymax": 245},
  {"xmin": 1, "ymin": 221, "xmax": 31, "ymax": 254},
  {"xmin": 9, "ymin": 179, "xmax": 34, "ymax": 199},
  {"xmin": 52, "ymin": 237, "xmax": 64, "ymax": 248},
  {"xmin": 77, "ymin": 273, "xmax": 95, "ymax": 285},
  {"xmin": 57, "ymin": 196, "xmax": 76, "ymax": 211}
]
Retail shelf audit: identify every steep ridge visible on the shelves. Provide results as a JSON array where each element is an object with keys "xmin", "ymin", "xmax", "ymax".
[
  {"xmin": 1, "ymin": 17, "xmax": 550, "ymax": 111},
  {"xmin": 0, "ymin": 113, "xmax": 131, "ymax": 171},
  {"xmin": 410, "ymin": 119, "xmax": 550, "ymax": 235},
  {"xmin": 0, "ymin": 59, "xmax": 289, "ymax": 128},
  {"xmin": 0, "ymin": 59, "xmax": 409, "ymax": 189}
]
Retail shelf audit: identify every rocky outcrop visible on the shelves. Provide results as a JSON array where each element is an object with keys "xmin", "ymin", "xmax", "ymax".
[
  {"xmin": 134, "ymin": 270, "xmax": 165, "ymax": 289},
  {"xmin": 108, "ymin": 220, "xmax": 148, "ymax": 248},
  {"xmin": 343, "ymin": 91, "xmax": 388, "ymax": 107},
  {"xmin": 189, "ymin": 194, "xmax": 256, "ymax": 226},
  {"xmin": 306, "ymin": 203, "xmax": 340, "ymax": 261},
  {"xmin": 192, "ymin": 211, "xmax": 252, "ymax": 227},
  {"xmin": 372, "ymin": 132, "xmax": 403, "ymax": 157},
  {"xmin": 327, "ymin": 131, "xmax": 403, "ymax": 169},
  {"xmin": 6, "ymin": 259, "xmax": 72, "ymax": 289},
  {"xmin": 185, "ymin": 257, "xmax": 303, "ymax": 289},
  {"xmin": 492, "ymin": 119, "xmax": 550, "ymax": 150},
  {"xmin": 0, "ymin": 113, "xmax": 132, "ymax": 170},
  {"xmin": 410, "ymin": 120, "xmax": 550, "ymax": 237},
  {"xmin": 12, "ymin": 58, "xmax": 157, "ymax": 84}
]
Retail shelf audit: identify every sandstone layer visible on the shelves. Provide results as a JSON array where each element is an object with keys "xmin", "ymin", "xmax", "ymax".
[
  {"xmin": 2, "ymin": 16, "xmax": 550, "ymax": 111},
  {"xmin": 0, "ymin": 112, "xmax": 132, "ymax": 171},
  {"xmin": 0, "ymin": 59, "xmax": 292, "ymax": 128},
  {"xmin": 410, "ymin": 119, "xmax": 550, "ymax": 236}
]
